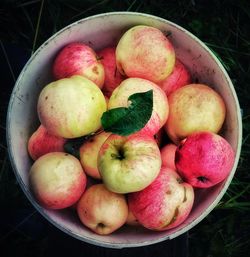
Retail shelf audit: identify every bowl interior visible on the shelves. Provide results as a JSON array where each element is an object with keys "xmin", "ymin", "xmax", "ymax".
[{"xmin": 7, "ymin": 12, "xmax": 242, "ymax": 248}]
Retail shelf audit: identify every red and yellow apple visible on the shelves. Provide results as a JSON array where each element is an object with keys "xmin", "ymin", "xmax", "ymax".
[
  {"xmin": 98, "ymin": 134, "xmax": 161, "ymax": 193},
  {"xmin": 53, "ymin": 42, "xmax": 104, "ymax": 88},
  {"xmin": 28, "ymin": 124, "xmax": 66, "ymax": 160},
  {"xmin": 108, "ymin": 78, "xmax": 169, "ymax": 137},
  {"xmin": 128, "ymin": 167, "xmax": 194, "ymax": 230},
  {"xmin": 77, "ymin": 184, "xmax": 128, "ymax": 235},
  {"xmin": 165, "ymin": 83, "xmax": 226, "ymax": 144},
  {"xmin": 79, "ymin": 131, "xmax": 111, "ymax": 179},
  {"xmin": 97, "ymin": 46, "xmax": 125, "ymax": 97},
  {"xmin": 116, "ymin": 25, "xmax": 175, "ymax": 83},
  {"xmin": 37, "ymin": 75, "xmax": 107, "ymax": 138},
  {"xmin": 158, "ymin": 59, "xmax": 191, "ymax": 96},
  {"xmin": 29, "ymin": 152, "xmax": 87, "ymax": 209}
]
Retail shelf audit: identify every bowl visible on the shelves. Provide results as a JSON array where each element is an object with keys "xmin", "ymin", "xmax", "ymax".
[{"xmin": 6, "ymin": 12, "xmax": 242, "ymax": 248}]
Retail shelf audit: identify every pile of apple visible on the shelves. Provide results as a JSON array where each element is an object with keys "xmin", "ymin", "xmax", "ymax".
[{"xmin": 28, "ymin": 25, "xmax": 235, "ymax": 235}]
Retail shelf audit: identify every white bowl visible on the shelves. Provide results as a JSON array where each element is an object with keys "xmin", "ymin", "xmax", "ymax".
[{"xmin": 7, "ymin": 12, "xmax": 242, "ymax": 248}]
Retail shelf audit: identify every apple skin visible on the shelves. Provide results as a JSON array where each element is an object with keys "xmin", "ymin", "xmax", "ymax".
[
  {"xmin": 164, "ymin": 84, "xmax": 226, "ymax": 144},
  {"xmin": 108, "ymin": 78, "xmax": 169, "ymax": 137},
  {"xmin": 53, "ymin": 42, "xmax": 105, "ymax": 88},
  {"xmin": 161, "ymin": 143, "xmax": 177, "ymax": 170},
  {"xmin": 175, "ymin": 131, "xmax": 235, "ymax": 188},
  {"xmin": 79, "ymin": 131, "xmax": 111, "ymax": 179},
  {"xmin": 98, "ymin": 134, "xmax": 162, "ymax": 194},
  {"xmin": 128, "ymin": 167, "xmax": 194, "ymax": 231},
  {"xmin": 116, "ymin": 25, "xmax": 175, "ymax": 83},
  {"xmin": 28, "ymin": 124, "xmax": 66, "ymax": 160},
  {"xmin": 158, "ymin": 59, "xmax": 191, "ymax": 96},
  {"xmin": 37, "ymin": 75, "xmax": 107, "ymax": 138},
  {"xmin": 77, "ymin": 184, "xmax": 128, "ymax": 235},
  {"xmin": 29, "ymin": 152, "xmax": 87, "ymax": 209},
  {"xmin": 126, "ymin": 209, "xmax": 140, "ymax": 226},
  {"xmin": 97, "ymin": 47, "xmax": 125, "ymax": 97}
]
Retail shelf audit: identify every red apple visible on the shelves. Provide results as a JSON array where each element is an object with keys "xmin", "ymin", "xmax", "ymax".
[
  {"xmin": 97, "ymin": 47, "xmax": 125, "ymax": 97},
  {"xmin": 53, "ymin": 42, "xmax": 105, "ymax": 88},
  {"xmin": 28, "ymin": 125, "xmax": 66, "ymax": 160},
  {"xmin": 158, "ymin": 59, "xmax": 191, "ymax": 96},
  {"xmin": 77, "ymin": 184, "xmax": 128, "ymax": 235},
  {"xmin": 175, "ymin": 131, "xmax": 235, "ymax": 188},
  {"xmin": 161, "ymin": 143, "xmax": 177, "ymax": 170},
  {"xmin": 29, "ymin": 152, "xmax": 87, "ymax": 209},
  {"xmin": 128, "ymin": 167, "xmax": 194, "ymax": 231},
  {"xmin": 116, "ymin": 25, "xmax": 175, "ymax": 83}
]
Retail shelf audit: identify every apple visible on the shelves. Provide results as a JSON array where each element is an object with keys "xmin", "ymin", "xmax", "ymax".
[
  {"xmin": 175, "ymin": 131, "xmax": 235, "ymax": 188},
  {"xmin": 158, "ymin": 59, "xmax": 191, "ymax": 96},
  {"xmin": 116, "ymin": 25, "xmax": 175, "ymax": 83},
  {"xmin": 108, "ymin": 78, "xmax": 169, "ymax": 137},
  {"xmin": 79, "ymin": 131, "xmax": 111, "ymax": 179},
  {"xmin": 37, "ymin": 75, "xmax": 107, "ymax": 138},
  {"xmin": 97, "ymin": 46, "xmax": 125, "ymax": 97},
  {"xmin": 98, "ymin": 134, "xmax": 162, "ymax": 194},
  {"xmin": 128, "ymin": 167, "xmax": 194, "ymax": 231},
  {"xmin": 164, "ymin": 83, "xmax": 226, "ymax": 144},
  {"xmin": 53, "ymin": 42, "xmax": 105, "ymax": 88},
  {"xmin": 126, "ymin": 209, "xmax": 140, "ymax": 226},
  {"xmin": 29, "ymin": 152, "xmax": 87, "ymax": 209},
  {"xmin": 28, "ymin": 124, "xmax": 66, "ymax": 160},
  {"xmin": 161, "ymin": 143, "xmax": 177, "ymax": 170},
  {"xmin": 77, "ymin": 184, "xmax": 128, "ymax": 235}
]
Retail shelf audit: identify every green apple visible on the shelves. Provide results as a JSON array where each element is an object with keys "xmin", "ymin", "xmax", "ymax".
[
  {"xmin": 37, "ymin": 75, "xmax": 107, "ymax": 138},
  {"xmin": 98, "ymin": 134, "xmax": 162, "ymax": 193}
]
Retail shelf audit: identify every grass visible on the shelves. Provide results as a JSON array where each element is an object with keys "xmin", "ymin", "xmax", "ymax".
[{"xmin": 1, "ymin": 0, "xmax": 250, "ymax": 256}]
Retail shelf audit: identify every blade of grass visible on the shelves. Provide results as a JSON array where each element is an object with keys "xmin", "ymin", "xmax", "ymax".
[
  {"xmin": 32, "ymin": 0, "xmax": 44, "ymax": 54},
  {"xmin": 69, "ymin": 0, "xmax": 109, "ymax": 21},
  {"xmin": 0, "ymin": 40, "xmax": 16, "ymax": 82}
]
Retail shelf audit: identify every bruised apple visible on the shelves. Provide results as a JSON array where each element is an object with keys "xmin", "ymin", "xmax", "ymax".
[
  {"xmin": 98, "ymin": 134, "xmax": 161, "ymax": 194},
  {"xmin": 37, "ymin": 75, "xmax": 107, "ymax": 138},
  {"xmin": 158, "ymin": 59, "xmax": 191, "ymax": 96},
  {"xmin": 79, "ymin": 131, "xmax": 111, "ymax": 179},
  {"xmin": 165, "ymin": 84, "xmax": 226, "ymax": 144},
  {"xmin": 116, "ymin": 25, "xmax": 175, "ymax": 83},
  {"xmin": 175, "ymin": 131, "xmax": 235, "ymax": 188},
  {"xmin": 29, "ymin": 152, "xmax": 87, "ymax": 209},
  {"xmin": 28, "ymin": 125, "xmax": 66, "ymax": 160},
  {"xmin": 77, "ymin": 184, "xmax": 128, "ymax": 235},
  {"xmin": 128, "ymin": 167, "xmax": 194, "ymax": 231},
  {"xmin": 108, "ymin": 78, "xmax": 169, "ymax": 137},
  {"xmin": 53, "ymin": 42, "xmax": 105, "ymax": 88},
  {"xmin": 97, "ymin": 47, "xmax": 125, "ymax": 97}
]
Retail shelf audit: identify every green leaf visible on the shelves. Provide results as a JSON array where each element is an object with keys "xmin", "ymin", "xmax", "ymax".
[{"xmin": 101, "ymin": 90, "xmax": 153, "ymax": 136}]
